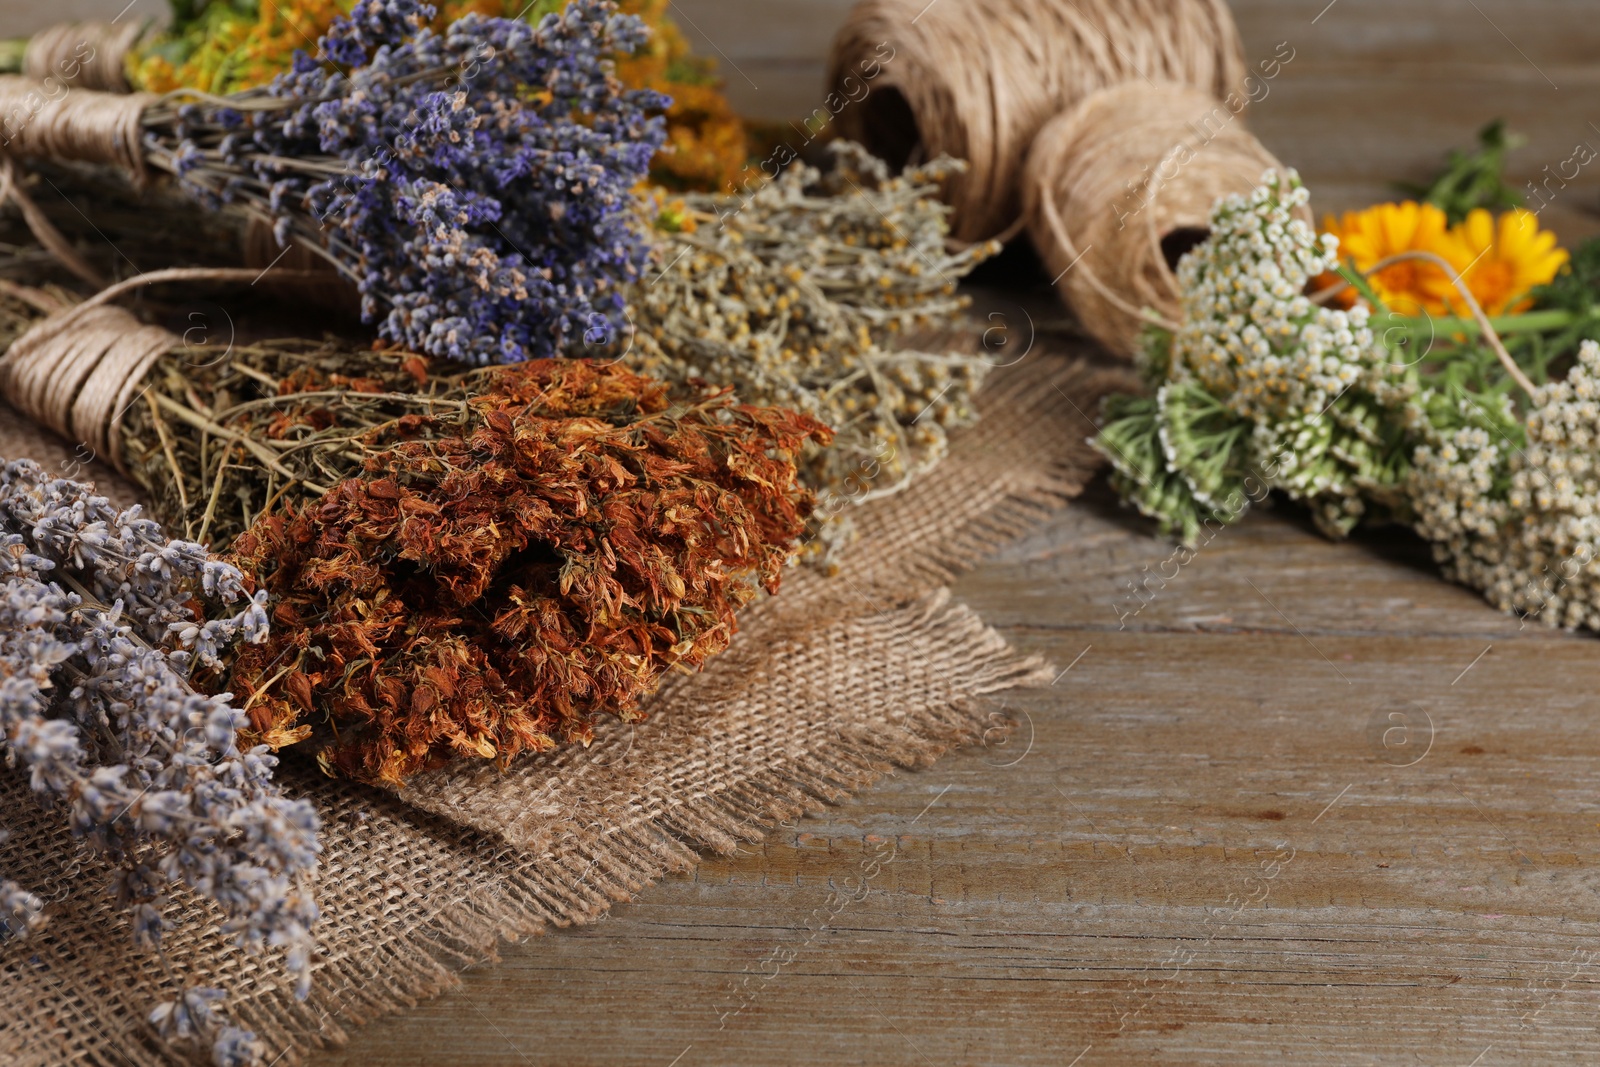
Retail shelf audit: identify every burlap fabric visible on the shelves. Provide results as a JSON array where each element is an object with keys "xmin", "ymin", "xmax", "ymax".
[{"xmin": 0, "ymin": 345, "xmax": 1127, "ymax": 1065}]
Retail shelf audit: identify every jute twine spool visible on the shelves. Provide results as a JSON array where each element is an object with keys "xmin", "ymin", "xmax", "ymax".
[
  {"xmin": 827, "ymin": 0, "xmax": 1246, "ymax": 244},
  {"xmin": 23, "ymin": 21, "xmax": 141, "ymax": 93},
  {"xmin": 1021, "ymin": 81, "xmax": 1309, "ymax": 360}
]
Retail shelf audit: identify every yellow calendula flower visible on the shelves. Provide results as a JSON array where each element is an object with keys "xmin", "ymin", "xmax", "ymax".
[
  {"xmin": 1431, "ymin": 208, "xmax": 1569, "ymax": 316},
  {"xmin": 1319, "ymin": 201, "xmax": 1456, "ymax": 315}
]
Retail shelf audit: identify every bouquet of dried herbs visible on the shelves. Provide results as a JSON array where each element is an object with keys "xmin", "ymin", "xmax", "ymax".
[
  {"xmin": 126, "ymin": 0, "xmax": 748, "ymax": 191},
  {"xmin": 1094, "ymin": 166, "xmax": 1600, "ymax": 636},
  {"xmin": 0, "ymin": 459, "xmax": 317, "ymax": 1066},
  {"xmin": 625, "ymin": 142, "xmax": 999, "ymax": 561},
  {"xmin": 3, "ymin": 0, "xmax": 667, "ymax": 364}
]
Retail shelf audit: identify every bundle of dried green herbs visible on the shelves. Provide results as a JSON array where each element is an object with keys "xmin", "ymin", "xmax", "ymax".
[
  {"xmin": 624, "ymin": 142, "xmax": 999, "ymax": 562},
  {"xmin": 0, "ymin": 289, "xmax": 827, "ymax": 785}
]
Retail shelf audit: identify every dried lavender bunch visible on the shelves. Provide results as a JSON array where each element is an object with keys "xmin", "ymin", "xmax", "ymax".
[
  {"xmin": 624, "ymin": 142, "xmax": 999, "ymax": 560},
  {"xmin": 0, "ymin": 460, "xmax": 318, "ymax": 1065},
  {"xmin": 137, "ymin": 0, "xmax": 667, "ymax": 363}
]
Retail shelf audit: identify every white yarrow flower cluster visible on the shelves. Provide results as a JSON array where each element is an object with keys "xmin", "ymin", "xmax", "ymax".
[
  {"xmin": 0, "ymin": 460, "xmax": 318, "ymax": 1067},
  {"xmin": 1411, "ymin": 341, "xmax": 1600, "ymax": 629},
  {"xmin": 1168, "ymin": 170, "xmax": 1388, "ymax": 423}
]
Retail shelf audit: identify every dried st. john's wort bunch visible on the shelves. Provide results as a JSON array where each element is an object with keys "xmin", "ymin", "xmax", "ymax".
[
  {"xmin": 0, "ymin": 460, "xmax": 318, "ymax": 1066},
  {"xmin": 212, "ymin": 358, "xmax": 827, "ymax": 784},
  {"xmin": 68, "ymin": 324, "xmax": 826, "ymax": 784},
  {"xmin": 626, "ymin": 143, "xmax": 999, "ymax": 558},
  {"xmin": 5, "ymin": 0, "xmax": 666, "ymax": 364}
]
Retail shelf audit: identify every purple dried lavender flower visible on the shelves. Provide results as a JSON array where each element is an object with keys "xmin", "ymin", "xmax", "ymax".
[
  {"xmin": 150, "ymin": 0, "xmax": 668, "ymax": 365},
  {"xmin": 0, "ymin": 459, "xmax": 320, "ymax": 1066},
  {"xmin": 151, "ymin": 986, "xmax": 266, "ymax": 1066}
]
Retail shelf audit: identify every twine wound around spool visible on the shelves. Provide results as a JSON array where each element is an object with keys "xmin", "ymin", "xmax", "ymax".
[
  {"xmin": 23, "ymin": 21, "xmax": 142, "ymax": 93},
  {"xmin": 1022, "ymin": 81, "xmax": 1310, "ymax": 360},
  {"xmin": 828, "ymin": 0, "xmax": 1247, "ymax": 244}
]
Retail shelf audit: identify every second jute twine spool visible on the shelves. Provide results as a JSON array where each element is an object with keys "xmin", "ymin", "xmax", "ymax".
[{"xmin": 1022, "ymin": 81, "xmax": 1308, "ymax": 359}]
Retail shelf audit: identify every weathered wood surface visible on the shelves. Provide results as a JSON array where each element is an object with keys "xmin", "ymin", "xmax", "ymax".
[{"xmin": 2, "ymin": 0, "xmax": 1598, "ymax": 1062}]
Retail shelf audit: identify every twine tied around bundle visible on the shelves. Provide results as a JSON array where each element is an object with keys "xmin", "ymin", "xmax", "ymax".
[
  {"xmin": 1022, "ymin": 81, "xmax": 1308, "ymax": 359},
  {"xmin": 0, "ymin": 268, "xmax": 286, "ymax": 475},
  {"xmin": 827, "ymin": 0, "xmax": 1246, "ymax": 245},
  {"xmin": 23, "ymin": 20, "xmax": 143, "ymax": 93},
  {"xmin": 0, "ymin": 270, "xmax": 254, "ymax": 472},
  {"xmin": 0, "ymin": 75, "xmax": 152, "ymax": 180}
]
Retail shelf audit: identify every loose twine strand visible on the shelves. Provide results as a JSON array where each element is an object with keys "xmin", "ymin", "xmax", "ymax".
[
  {"xmin": 1022, "ymin": 81, "xmax": 1307, "ymax": 359},
  {"xmin": 23, "ymin": 21, "xmax": 142, "ymax": 93},
  {"xmin": 1314, "ymin": 250, "xmax": 1535, "ymax": 398},
  {"xmin": 828, "ymin": 0, "xmax": 1247, "ymax": 244}
]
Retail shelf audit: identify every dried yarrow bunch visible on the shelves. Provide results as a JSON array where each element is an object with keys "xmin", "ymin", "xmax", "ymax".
[
  {"xmin": 1094, "ymin": 172, "xmax": 1413, "ymax": 544},
  {"xmin": 0, "ymin": 460, "xmax": 318, "ymax": 1066},
  {"xmin": 624, "ymin": 142, "xmax": 998, "ymax": 559},
  {"xmin": 1093, "ymin": 170, "xmax": 1600, "ymax": 635},
  {"xmin": 133, "ymin": 0, "xmax": 666, "ymax": 363},
  {"xmin": 1409, "ymin": 338, "xmax": 1600, "ymax": 629}
]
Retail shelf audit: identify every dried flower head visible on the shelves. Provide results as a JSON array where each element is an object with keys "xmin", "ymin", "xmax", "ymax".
[{"xmin": 222, "ymin": 358, "xmax": 827, "ymax": 784}]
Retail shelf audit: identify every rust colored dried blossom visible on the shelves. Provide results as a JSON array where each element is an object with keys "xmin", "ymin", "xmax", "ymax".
[{"xmin": 225, "ymin": 359, "xmax": 828, "ymax": 785}]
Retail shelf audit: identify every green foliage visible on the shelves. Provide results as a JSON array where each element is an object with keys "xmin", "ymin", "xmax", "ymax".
[
  {"xmin": 1095, "ymin": 389, "xmax": 1224, "ymax": 545},
  {"xmin": 1527, "ymin": 234, "xmax": 1600, "ymax": 359},
  {"xmin": 1396, "ymin": 119, "xmax": 1525, "ymax": 225}
]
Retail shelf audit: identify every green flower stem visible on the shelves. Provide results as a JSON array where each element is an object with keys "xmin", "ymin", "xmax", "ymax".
[{"xmin": 1377, "ymin": 307, "xmax": 1598, "ymax": 337}]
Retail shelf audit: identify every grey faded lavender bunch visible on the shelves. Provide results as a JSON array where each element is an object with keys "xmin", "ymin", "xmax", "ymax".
[
  {"xmin": 146, "ymin": 0, "xmax": 667, "ymax": 364},
  {"xmin": 0, "ymin": 460, "xmax": 318, "ymax": 1066}
]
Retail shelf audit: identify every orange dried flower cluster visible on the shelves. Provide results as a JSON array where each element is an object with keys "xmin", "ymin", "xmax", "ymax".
[
  {"xmin": 225, "ymin": 359, "xmax": 828, "ymax": 785},
  {"xmin": 610, "ymin": 0, "xmax": 749, "ymax": 190}
]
